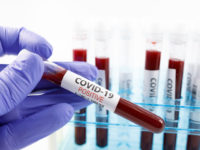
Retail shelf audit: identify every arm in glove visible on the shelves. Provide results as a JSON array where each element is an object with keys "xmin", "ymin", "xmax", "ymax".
[{"xmin": 0, "ymin": 26, "xmax": 97, "ymax": 150}]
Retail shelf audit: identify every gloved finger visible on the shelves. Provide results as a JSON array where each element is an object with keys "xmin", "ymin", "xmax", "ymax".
[
  {"xmin": 35, "ymin": 61, "xmax": 98, "ymax": 90},
  {"xmin": 0, "ymin": 89, "xmax": 90, "ymax": 124},
  {"xmin": 0, "ymin": 62, "xmax": 98, "ymax": 91},
  {"xmin": 0, "ymin": 26, "xmax": 52, "ymax": 59},
  {"xmin": 0, "ymin": 50, "xmax": 44, "ymax": 116},
  {"xmin": 0, "ymin": 103, "xmax": 74, "ymax": 150}
]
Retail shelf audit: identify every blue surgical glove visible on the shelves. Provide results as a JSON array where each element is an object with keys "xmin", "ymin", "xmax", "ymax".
[{"xmin": 0, "ymin": 27, "xmax": 97, "ymax": 150}]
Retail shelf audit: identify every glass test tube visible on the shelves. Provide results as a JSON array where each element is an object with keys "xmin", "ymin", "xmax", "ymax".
[
  {"xmin": 141, "ymin": 32, "xmax": 162, "ymax": 150},
  {"xmin": 94, "ymin": 23, "xmax": 109, "ymax": 147},
  {"xmin": 118, "ymin": 26, "xmax": 133, "ymax": 99},
  {"xmin": 164, "ymin": 31, "xmax": 186, "ymax": 150},
  {"xmin": 117, "ymin": 25, "xmax": 134, "ymax": 149},
  {"xmin": 72, "ymin": 24, "xmax": 88, "ymax": 145},
  {"xmin": 186, "ymin": 33, "xmax": 200, "ymax": 150},
  {"xmin": 42, "ymin": 61, "xmax": 165, "ymax": 133}
]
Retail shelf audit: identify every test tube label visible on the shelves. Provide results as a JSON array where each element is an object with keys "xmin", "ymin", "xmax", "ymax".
[
  {"xmin": 190, "ymin": 110, "xmax": 200, "ymax": 122},
  {"xmin": 165, "ymin": 69, "xmax": 176, "ymax": 120},
  {"xmin": 165, "ymin": 69, "xmax": 176, "ymax": 100},
  {"xmin": 96, "ymin": 70, "xmax": 107, "ymax": 116},
  {"xmin": 119, "ymin": 72, "xmax": 133, "ymax": 98},
  {"xmin": 61, "ymin": 70, "xmax": 120, "ymax": 112},
  {"xmin": 192, "ymin": 77, "xmax": 200, "ymax": 100},
  {"xmin": 187, "ymin": 64, "xmax": 195, "ymax": 94},
  {"xmin": 143, "ymin": 70, "xmax": 159, "ymax": 99},
  {"xmin": 190, "ymin": 79, "xmax": 200, "ymax": 122}
]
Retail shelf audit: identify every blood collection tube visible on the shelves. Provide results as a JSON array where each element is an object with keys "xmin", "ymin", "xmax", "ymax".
[
  {"xmin": 94, "ymin": 23, "xmax": 109, "ymax": 147},
  {"xmin": 164, "ymin": 30, "xmax": 187, "ymax": 150},
  {"xmin": 141, "ymin": 32, "xmax": 162, "ymax": 150},
  {"xmin": 186, "ymin": 33, "xmax": 200, "ymax": 150},
  {"xmin": 42, "ymin": 61, "xmax": 165, "ymax": 133},
  {"xmin": 72, "ymin": 24, "xmax": 87, "ymax": 145}
]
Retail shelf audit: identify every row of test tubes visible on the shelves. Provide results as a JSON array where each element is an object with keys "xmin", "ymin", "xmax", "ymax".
[{"xmin": 68, "ymin": 22, "xmax": 200, "ymax": 150}]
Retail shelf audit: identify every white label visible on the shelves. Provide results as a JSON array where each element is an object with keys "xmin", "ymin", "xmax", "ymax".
[
  {"xmin": 96, "ymin": 104, "xmax": 107, "ymax": 116},
  {"xmin": 119, "ymin": 72, "xmax": 133, "ymax": 98},
  {"xmin": 190, "ymin": 111, "xmax": 200, "ymax": 122},
  {"xmin": 192, "ymin": 79, "xmax": 200, "ymax": 100},
  {"xmin": 61, "ymin": 71, "xmax": 120, "ymax": 112},
  {"xmin": 96, "ymin": 70, "xmax": 106, "ymax": 88},
  {"xmin": 186, "ymin": 64, "xmax": 195, "ymax": 93},
  {"xmin": 143, "ymin": 70, "xmax": 159, "ymax": 98},
  {"xmin": 96, "ymin": 70, "xmax": 107, "ymax": 116},
  {"xmin": 119, "ymin": 72, "xmax": 133, "ymax": 90},
  {"xmin": 119, "ymin": 73, "xmax": 133, "ymax": 91},
  {"xmin": 191, "ymin": 79, "xmax": 200, "ymax": 122},
  {"xmin": 165, "ymin": 69, "xmax": 176, "ymax": 100},
  {"xmin": 165, "ymin": 69, "xmax": 176, "ymax": 120},
  {"xmin": 196, "ymin": 80, "xmax": 200, "ymax": 100}
]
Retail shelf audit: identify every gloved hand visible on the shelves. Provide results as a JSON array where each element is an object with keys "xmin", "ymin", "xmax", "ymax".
[{"xmin": 0, "ymin": 27, "xmax": 97, "ymax": 150}]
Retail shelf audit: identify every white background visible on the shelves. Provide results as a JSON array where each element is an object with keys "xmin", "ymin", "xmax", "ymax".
[{"xmin": 0, "ymin": 0, "xmax": 200, "ymax": 149}]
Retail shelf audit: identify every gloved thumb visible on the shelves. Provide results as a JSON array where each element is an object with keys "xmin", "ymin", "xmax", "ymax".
[{"xmin": 0, "ymin": 49, "xmax": 44, "ymax": 116}]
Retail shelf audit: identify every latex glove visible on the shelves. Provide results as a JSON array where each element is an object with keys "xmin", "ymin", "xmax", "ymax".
[{"xmin": 0, "ymin": 27, "xmax": 98, "ymax": 150}]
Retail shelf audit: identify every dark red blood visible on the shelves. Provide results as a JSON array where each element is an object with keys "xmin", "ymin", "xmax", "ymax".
[
  {"xmin": 168, "ymin": 58, "xmax": 184, "ymax": 99},
  {"xmin": 95, "ymin": 57, "xmax": 109, "ymax": 89},
  {"xmin": 145, "ymin": 50, "xmax": 161, "ymax": 70},
  {"xmin": 73, "ymin": 49, "xmax": 87, "ymax": 61},
  {"xmin": 115, "ymin": 98, "xmax": 165, "ymax": 133}
]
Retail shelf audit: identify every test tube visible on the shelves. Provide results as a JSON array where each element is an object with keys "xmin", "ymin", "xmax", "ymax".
[
  {"xmin": 72, "ymin": 24, "xmax": 88, "ymax": 145},
  {"xmin": 141, "ymin": 31, "xmax": 162, "ymax": 150},
  {"xmin": 118, "ymin": 25, "xmax": 133, "ymax": 99},
  {"xmin": 94, "ymin": 23, "xmax": 109, "ymax": 147},
  {"xmin": 163, "ymin": 30, "xmax": 187, "ymax": 150},
  {"xmin": 42, "ymin": 61, "xmax": 165, "ymax": 133},
  {"xmin": 185, "ymin": 33, "xmax": 200, "ymax": 104},
  {"xmin": 187, "ymin": 71, "xmax": 200, "ymax": 150},
  {"xmin": 186, "ymin": 33, "xmax": 200, "ymax": 150},
  {"xmin": 115, "ymin": 24, "xmax": 134, "ymax": 149}
]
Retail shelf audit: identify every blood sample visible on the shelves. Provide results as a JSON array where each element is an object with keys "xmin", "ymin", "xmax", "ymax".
[
  {"xmin": 73, "ymin": 49, "xmax": 87, "ymax": 62},
  {"xmin": 164, "ymin": 30, "xmax": 186, "ymax": 150},
  {"xmin": 187, "ymin": 134, "xmax": 200, "ymax": 150},
  {"xmin": 164, "ymin": 59, "xmax": 185, "ymax": 150},
  {"xmin": 95, "ymin": 57, "xmax": 109, "ymax": 147},
  {"xmin": 72, "ymin": 24, "xmax": 88, "ymax": 145},
  {"xmin": 42, "ymin": 61, "xmax": 165, "ymax": 133},
  {"xmin": 95, "ymin": 58, "xmax": 109, "ymax": 89},
  {"xmin": 94, "ymin": 23, "xmax": 110, "ymax": 147},
  {"xmin": 141, "ymin": 32, "xmax": 162, "ymax": 150},
  {"xmin": 73, "ymin": 49, "xmax": 87, "ymax": 145}
]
